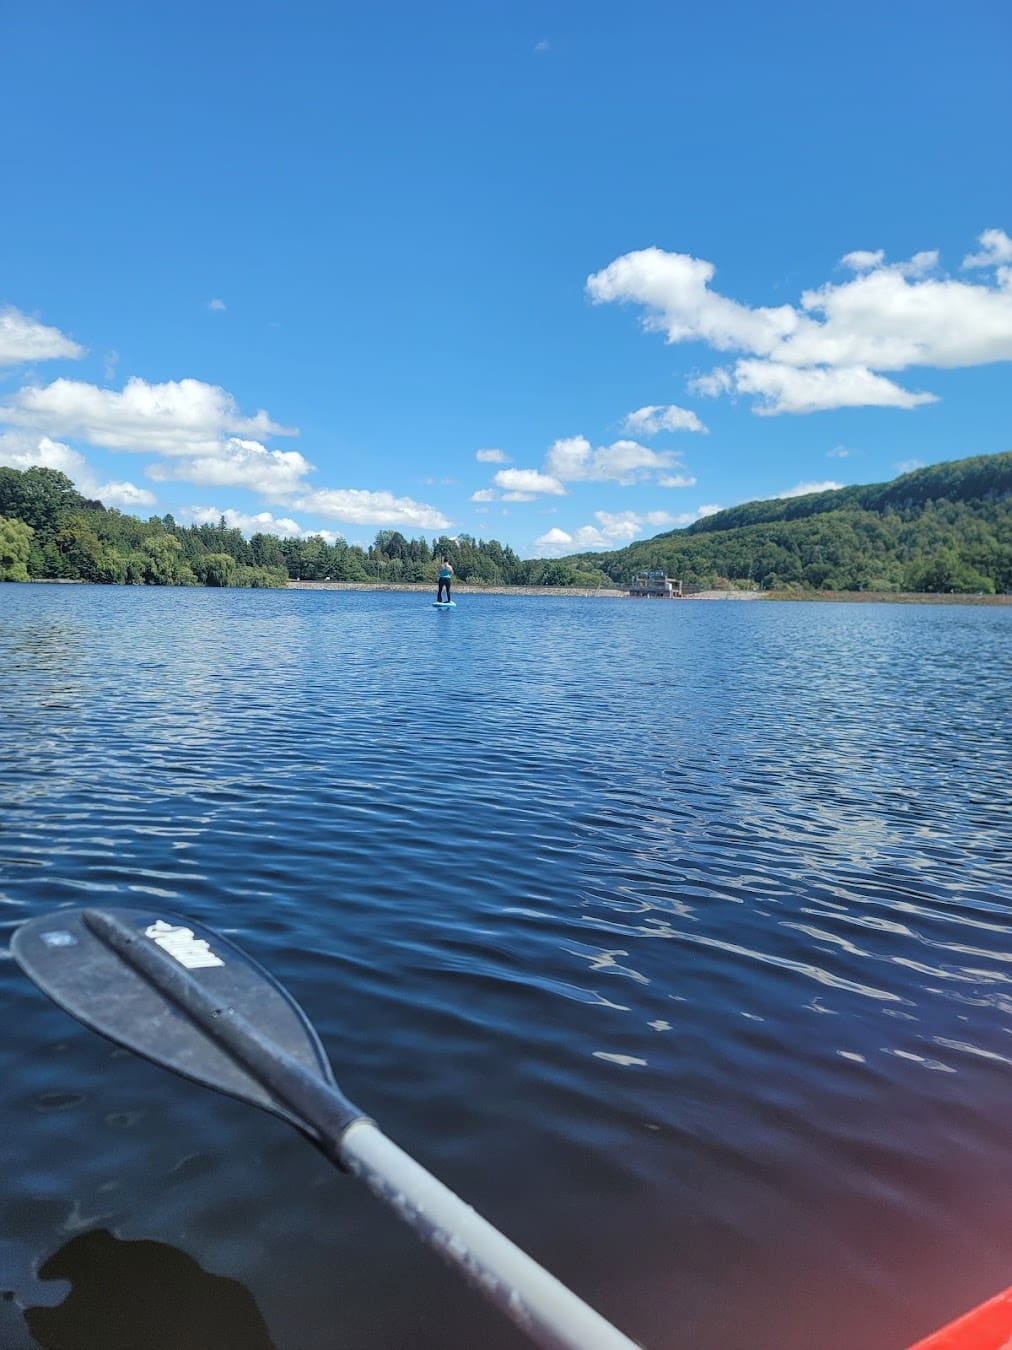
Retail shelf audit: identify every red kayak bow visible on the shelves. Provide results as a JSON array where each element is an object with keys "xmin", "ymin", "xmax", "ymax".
[{"xmin": 907, "ymin": 1286, "xmax": 1012, "ymax": 1349}]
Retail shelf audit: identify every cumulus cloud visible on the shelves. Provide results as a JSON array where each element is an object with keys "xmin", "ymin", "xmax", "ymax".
[
  {"xmin": 0, "ymin": 429, "xmax": 156, "ymax": 508},
  {"xmin": 0, "ymin": 376, "xmax": 296, "ymax": 454},
  {"xmin": 182, "ymin": 505, "xmax": 340, "ymax": 542},
  {"xmin": 475, "ymin": 447, "xmax": 509, "ymax": 463},
  {"xmin": 97, "ymin": 479, "xmax": 158, "ymax": 508},
  {"xmin": 841, "ymin": 250, "xmax": 886, "ymax": 272},
  {"xmin": 0, "ymin": 429, "xmax": 83, "ymax": 477},
  {"xmin": 544, "ymin": 435, "xmax": 678, "ymax": 484},
  {"xmin": 533, "ymin": 507, "xmax": 691, "ymax": 556},
  {"xmin": 826, "ymin": 445, "xmax": 853, "ymax": 458},
  {"xmin": 725, "ymin": 360, "xmax": 937, "ymax": 416},
  {"xmin": 492, "ymin": 467, "xmax": 566, "ymax": 496},
  {"xmin": 657, "ymin": 472, "xmax": 697, "ymax": 488},
  {"xmin": 208, "ymin": 298, "xmax": 227, "ymax": 312},
  {"xmin": 690, "ymin": 367, "xmax": 733, "ymax": 398},
  {"xmin": 147, "ymin": 438, "xmax": 314, "ymax": 498},
  {"xmin": 0, "ymin": 306, "xmax": 85, "ymax": 366},
  {"xmin": 778, "ymin": 480, "xmax": 844, "ymax": 499},
  {"xmin": 621, "ymin": 404, "xmax": 708, "ymax": 436},
  {"xmin": 290, "ymin": 486, "xmax": 450, "ymax": 529},
  {"xmin": 475, "ymin": 432, "xmax": 690, "ymax": 509},
  {"xmin": 962, "ymin": 229, "xmax": 1012, "ymax": 270},
  {"xmin": 534, "ymin": 527, "xmax": 573, "ymax": 550},
  {"xmin": 587, "ymin": 234, "xmax": 1012, "ymax": 414},
  {"xmin": 0, "ymin": 367, "xmax": 454, "ymax": 532}
]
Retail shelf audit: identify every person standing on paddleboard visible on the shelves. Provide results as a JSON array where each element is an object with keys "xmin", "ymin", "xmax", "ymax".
[{"xmin": 437, "ymin": 556, "xmax": 453, "ymax": 603}]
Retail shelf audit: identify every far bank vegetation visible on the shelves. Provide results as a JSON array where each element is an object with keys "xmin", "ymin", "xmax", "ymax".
[{"xmin": 1, "ymin": 452, "xmax": 1010, "ymax": 594}]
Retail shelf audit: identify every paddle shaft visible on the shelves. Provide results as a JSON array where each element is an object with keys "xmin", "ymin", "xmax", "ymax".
[
  {"xmin": 82, "ymin": 910, "xmax": 640, "ymax": 1350},
  {"xmin": 336, "ymin": 1121, "xmax": 640, "ymax": 1350}
]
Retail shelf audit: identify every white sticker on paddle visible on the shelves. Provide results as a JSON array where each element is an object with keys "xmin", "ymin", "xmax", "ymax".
[{"xmin": 145, "ymin": 920, "xmax": 225, "ymax": 969}]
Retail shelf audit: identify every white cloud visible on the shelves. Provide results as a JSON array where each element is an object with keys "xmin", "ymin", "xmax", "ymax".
[
  {"xmin": 99, "ymin": 479, "xmax": 159, "ymax": 508},
  {"xmin": 841, "ymin": 250, "xmax": 886, "ymax": 272},
  {"xmin": 182, "ymin": 505, "xmax": 341, "ymax": 542},
  {"xmin": 730, "ymin": 360, "xmax": 937, "ymax": 416},
  {"xmin": 476, "ymin": 432, "xmax": 690, "ymax": 503},
  {"xmin": 896, "ymin": 458, "xmax": 924, "ymax": 473},
  {"xmin": 590, "ymin": 511, "xmax": 653, "ymax": 543},
  {"xmin": 587, "ymin": 235, "xmax": 1012, "ymax": 414},
  {"xmin": 621, "ymin": 404, "xmax": 708, "ymax": 436},
  {"xmin": 0, "ymin": 306, "xmax": 85, "ymax": 366},
  {"xmin": 0, "ymin": 429, "xmax": 83, "ymax": 476},
  {"xmin": 290, "ymin": 486, "xmax": 450, "ymax": 529},
  {"xmin": 689, "ymin": 367, "xmax": 733, "ymax": 397},
  {"xmin": 0, "ymin": 376, "xmax": 296, "ymax": 454},
  {"xmin": 534, "ymin": 527, "xmax": 573, "ymax": 549},
  {"xmin": 476, "ymin": 447, "xmax": 509, "ymax": 463},
  {"xmin": 826, "ymin": 445, "xmax": 853, "ymax": 458},
  {"xmin": 0, "ymin": 370, "xmax": 452, "ymax": 530},
  {"xmin": 147, "ymin": 438, "xmax": 314, "ymax": 498},
  {"xmin": 544, "ymin": 435, "xmax": 678, "ymax": 484},
  {"xmin": 208, "ymin": 298, "xmax": 227, "ymax": 312},
  {"xmin": 0, "ymin": 430, "xmax": 156, "ymax": 507},
  {"xmin": 962, "ymin": 229, "xmax": 1012, "ymax": 269},
  {"xmin": 778, "ymin": 480, "xmax": 844, "ymax": 499},
  {"xmin": 492, "ymin": 467, "xmax": 566, "ymax": 496},
  {"xmin": 534, "ymin": 38, "xmax": 550, "ymax": 53},
  {"xmin": 588, "ymin": 248, "xmax": 798, "ymax": 355},
  {"xmin": 657, "ymin": 472, "xmax": 697, "ymax": 488},
  {"xmin": 534, "ymin": 508, "xmax": 686, "ymax": 556}
]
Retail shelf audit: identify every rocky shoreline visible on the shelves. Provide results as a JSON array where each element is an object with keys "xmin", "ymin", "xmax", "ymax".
[{"xmin": 286, "ymin": 581, "xmax": 1011, "ymax": 604}]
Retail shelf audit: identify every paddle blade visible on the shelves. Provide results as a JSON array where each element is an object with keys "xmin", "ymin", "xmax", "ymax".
[{"xmin": 11, "ymin": 907, "xmax": 336, "ymax": 1129}]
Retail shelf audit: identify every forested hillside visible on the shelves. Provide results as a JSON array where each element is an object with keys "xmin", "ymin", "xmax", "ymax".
[
  {"xmin": 568, "ymin": 452, "xmax": 1012, "ymax": 594},
  {"xmin": 1, "ymin": 452, "xmax": 1009, "ymax": 592}
]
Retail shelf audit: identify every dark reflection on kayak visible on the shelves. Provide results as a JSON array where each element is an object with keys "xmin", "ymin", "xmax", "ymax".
[{"xmin": 24, "ymin": 1229, "xmax": 277, "ymax": 1350}]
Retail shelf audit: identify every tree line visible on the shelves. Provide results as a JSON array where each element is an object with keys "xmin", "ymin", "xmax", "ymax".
[
  {"xmin": 1, "ymin": 452, "xmax": 1010, "ymax": 592},
  {"xmin": 0, "ymin": 468, "xmax": 609, "ymax": 588}
]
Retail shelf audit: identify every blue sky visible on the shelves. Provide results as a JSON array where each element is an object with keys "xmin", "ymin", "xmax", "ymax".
[{"xmin": 1, "ymin": 0, "xmax": 1009, "ymax": 558}]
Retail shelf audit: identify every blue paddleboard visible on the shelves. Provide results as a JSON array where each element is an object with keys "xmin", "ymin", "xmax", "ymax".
[{"xmin": 433, "ymin": 600, "xmax": 456, "ymax": 608}]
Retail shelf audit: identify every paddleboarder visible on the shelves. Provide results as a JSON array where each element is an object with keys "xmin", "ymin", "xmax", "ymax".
[{"xmin": 437, "ymin": 556, "xmax": 453, "ymax": 603}]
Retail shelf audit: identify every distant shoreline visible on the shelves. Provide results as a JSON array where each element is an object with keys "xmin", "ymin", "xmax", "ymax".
[
  {"xmin": 285, "ymin": 581, "xmax": 627, "ymax": 597},
  {"xmin": 14, "ymin": 579, "xmax": 1010, "ymax": 604},
  {"xmin": 286, "ymin": 582, "xmax": 1011, "ymax": 605}
]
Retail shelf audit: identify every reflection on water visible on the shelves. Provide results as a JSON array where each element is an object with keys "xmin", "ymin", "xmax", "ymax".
[
  {"xmin": 24, "ymin": 1229, "xmax": 276, "ymax": 1349},
  {"xmin": 0, "ymin": 586, "xmax": 1009, "ymax": 1350}
]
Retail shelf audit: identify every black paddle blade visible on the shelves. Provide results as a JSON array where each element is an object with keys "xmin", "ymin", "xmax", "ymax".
[{"xmin": 11, "ymin": 907, "xmax": 337, "ymax": 1130}]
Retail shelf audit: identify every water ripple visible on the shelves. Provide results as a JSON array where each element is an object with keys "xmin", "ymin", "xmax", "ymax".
[{"xmin": 0, "ymin": 587, "xmax": 1009, "ymax": 1350}]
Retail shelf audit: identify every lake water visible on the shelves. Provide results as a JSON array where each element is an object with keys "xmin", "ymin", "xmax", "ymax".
[{"xmin": 0, "ymin": 585, "xmax": 1009, "ymax": 1350}]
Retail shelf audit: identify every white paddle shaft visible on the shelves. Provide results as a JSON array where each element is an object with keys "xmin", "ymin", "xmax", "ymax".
[{"xmin": 339, "ymin": 1120, "xmax": 641, "ymax": 1350}]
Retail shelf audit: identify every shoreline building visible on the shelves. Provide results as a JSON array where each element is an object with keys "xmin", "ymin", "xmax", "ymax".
[{"xmin": 628, "ymin": 569, "xmax": 683, "ymax": 598}]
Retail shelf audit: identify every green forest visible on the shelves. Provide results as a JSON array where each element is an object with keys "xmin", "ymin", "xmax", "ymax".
[
  {"xmin": 1, "ymin": 451, "xmax": 1010, "ymax": 593},
  {"xmin": 576, "ymin": 451, "xmax": 1012, "ymax": 594}
]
